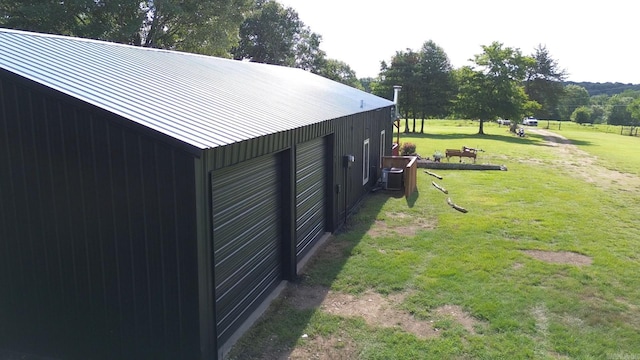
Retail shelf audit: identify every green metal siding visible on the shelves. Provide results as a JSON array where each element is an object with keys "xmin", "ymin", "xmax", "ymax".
[
  {"xmin": 0, "ymin": 64, "xmax": 395, "ymax": 359},
  {"xmin": 0, "ymin": 76, "xmax": 200, "ymax": 359}
]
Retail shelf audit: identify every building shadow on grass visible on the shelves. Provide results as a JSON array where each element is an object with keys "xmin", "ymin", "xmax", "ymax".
[
  {"xmin": 227, "ymin": 190, "xmax": 400, "ymax": 360},
  {"xmin": 405, "ymin": 131, "xmax": 593, "ymax": 147}
]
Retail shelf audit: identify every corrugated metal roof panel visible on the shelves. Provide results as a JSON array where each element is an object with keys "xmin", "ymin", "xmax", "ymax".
[{"xmin": 0, "ymin": 28, "xmax": 394, "ymax": 150}]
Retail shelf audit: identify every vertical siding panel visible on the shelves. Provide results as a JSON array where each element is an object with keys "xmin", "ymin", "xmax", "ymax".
[
  {"xmin": 174, "ymin": 149, "xmax": 200, "ymax": 358},
  {"xmin": 156, "ymin": 143, "xmax": 180, "ymax": 353},
  {"xmin": 33, "ymin": 96, "xmax": 55, "ymax": 334},
  {"xmin": 16, "ymin": 84, "xmax": 45, "ymax": 346},
  {"xmin": 0, "ymin": 78, "xmax": 16, "ymax": 344},
  {"xmin": 72, "ymin": 108, "xmax": 94, "ymax": 339},
  {"xmin": 170, "ymin": 151, "xmax": 185, "ymax": 352},
  {"xmin": 89, "ymin": 114, "xmax": 121, "ymax": 354},
  {"xmin": 0, "ymin": 80, "xmax": 6, "ymax": 340},
  {"xmin": 125, "ymin": 129, "xmax": 146, "ymax": 351},
  {"xmin": 104, "ymin": 122, "xmax": 128, "ymax": 357},
  {"xmin": 153, "ymin": 142, "xmax": 171, "ymax": 354},
  {"xmin": 25, "ymin": 91, "xmax": 48, "ymax": 323},
  {"xmin": 45, "ymin": 101, "xmax": 71, "ymax": 353},
  {"xmin": 58, "ymin": 105, "xmax": 80, "ymax": 319},
  {"xmin": 138, "ymin": 135, "xmax": 155, "ymax": 351}
]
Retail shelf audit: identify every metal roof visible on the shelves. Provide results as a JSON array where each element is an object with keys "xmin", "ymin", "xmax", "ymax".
[{"xmin": 0, "ymin": 28, "xmax": 394, "ymax": 150}]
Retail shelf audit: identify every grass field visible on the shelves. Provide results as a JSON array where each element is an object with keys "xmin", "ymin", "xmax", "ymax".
[{"xmin": 229, "ymin": 121, "xmax": 640, "ymax": 359}]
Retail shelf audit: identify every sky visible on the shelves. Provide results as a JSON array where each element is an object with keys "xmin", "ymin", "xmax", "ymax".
[{"xmin": 277, "ymin": 0, "xmax": 640, "ymax": 84}]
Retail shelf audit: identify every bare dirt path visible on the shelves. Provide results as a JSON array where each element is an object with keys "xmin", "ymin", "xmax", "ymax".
[{"xmin": 527, "ymin": 128, "xmax": 640, "ymax": 190}]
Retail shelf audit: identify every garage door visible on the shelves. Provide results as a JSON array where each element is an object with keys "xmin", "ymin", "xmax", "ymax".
[
  {"xmin": 211, "ymin": 154, "xmax": 282, "ymax": 345},
  {"xmin": 296, "ymin": 137, "xmax": 327, "ymax": 260}
]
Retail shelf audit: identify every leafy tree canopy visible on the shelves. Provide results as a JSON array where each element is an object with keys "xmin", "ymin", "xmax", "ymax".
[
  {"xmin": 630, "ymin": 98, "xmax": 640, "ymax": 121},
  {"xmin": 233, "ymin": 0, "xmax": 325, "ymax": 73},
  {"xmin": 317, "ymin": 59, "xmax": 362, "ymax": 89},
  {"xmin": 628, "ymin": 98, "xmax": 640, "ymax": 134},
  {"xmin": 416, "ymin": 40, "xmax": 456, "ymax": 119},
  {"xmin": 454, "ymin": 42, "xmax": 539, "ymax": 134},
  {"xmin": 525, "ymin": 44, "xmax": 566, "ymax": 119},
  {"xmin": 557, "ymin": 84, "xmax": 590, "ymax": 120},
  {"xmin": 571, "ymin": 106, "xmax": 593, "ymax": 124},
  {"xmin": 564, "ymin": 81, "xmax": 640, "ymax": 96},
  {"xmin": 376, "ymin": 48, "xmax": 420, "ymax": 120},
  {"xmin": 374, "ymin": 41, "xmax": 455, "ymax": 133},
  {"xmin": 607, "ymin": 94, "xmax": 635, "ymax": 126},
  {"xmin": 0, "ymin": 0, "xmax": 251, "ymax": 57}
]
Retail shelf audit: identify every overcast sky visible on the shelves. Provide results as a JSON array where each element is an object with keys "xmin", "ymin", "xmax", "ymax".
[{"xmin": 277, "ymin": 0, "xmax": 640, "ymax": 84}]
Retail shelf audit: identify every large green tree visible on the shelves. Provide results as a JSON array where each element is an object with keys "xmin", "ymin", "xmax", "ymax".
[
  {"xmin": 316, "ymin": 59, "xmax": 362, "ymax": 89},
  {"xmin": 557, "ymin": 85, "xmax": 590, "ymax": 120},
  {"xmin": 589, "ymin": 94, "xmax": 610, "ymax": 124},
  {"xmin": 628, "ymin": 98, "xmax": 640, "ymax": 135},
  {"xmin": 0, "ymin": 0, "xmax": 143, "ymax": 43},
  {"xmin": 571, "ymin": 106, "xmax": 593, "ymax": 124},
  {"xmin": 607, "ymin": 94, "xmax": 635, "ymax": 132},
  {"xmin": 0, "ymin": 0, "xmax": 251, "ymax": 56},
  {"xmin": 143, "ymin": 0, "xmax": 251, "ymax": 56},
  {"xmin": 233, "ymin": 0, "xmax": 325, "ymax": 71},
  {"xmin": 454, "ymin": 42, "xmax": 538, "ymax": 134},
  {"xmin": 415, "ymin": 40, "xmax": 456, "ymax": 132},
  {"xmin": 376, "ymin": 49, "xmax": 420, "ymax": 132},
  {"xmin": 525, "ymin": 44, "xmax": 566, "ymax": 119},
  {"xmin": 376, "ymin": 41, "xmax": 454, "ymax": 133}
]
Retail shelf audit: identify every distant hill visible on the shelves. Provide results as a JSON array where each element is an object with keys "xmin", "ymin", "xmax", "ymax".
[{"xmin": 564, "ymin": 81, "xmax": 640, "ymax": 96}]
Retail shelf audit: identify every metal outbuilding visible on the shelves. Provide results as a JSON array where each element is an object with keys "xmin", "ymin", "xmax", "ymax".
[{"xmin": 0, "ymin": 29, "xmax": 395, "ymax": 359}]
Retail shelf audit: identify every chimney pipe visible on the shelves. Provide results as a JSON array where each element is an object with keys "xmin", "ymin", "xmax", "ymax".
[{"xmin": 393, "ymin": 85, "xmax": 402, "ymax": 119}]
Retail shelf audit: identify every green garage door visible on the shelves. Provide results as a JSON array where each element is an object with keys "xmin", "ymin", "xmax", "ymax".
[
  {"xmin": 296, "ymin": 137, "xmax": 327, "ymax": 261},
  {"xmin": 211, "ymin": 154, "xmax": 282, "ymax": 345}
]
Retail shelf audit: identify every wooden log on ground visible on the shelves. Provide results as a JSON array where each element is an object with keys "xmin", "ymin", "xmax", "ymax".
[
  {"xmin": 425, "ymin": 170, "xmax": 443, "ymax": 179},
  {"xmin": 447, "ymin": 197, "xmax": 468, "ymax": 213},
  {"xmin": 432, "ymin": 181, "xmax": 448, "ymax": 194}
]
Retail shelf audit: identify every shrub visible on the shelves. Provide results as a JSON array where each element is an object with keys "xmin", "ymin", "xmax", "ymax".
[
  {"xmin": 571, "ymin": 106, "xmax": 593, "ymax": 124},
  {"xmin": 400, "ymin": 142, "xmax": 416, "ymax": 155}
]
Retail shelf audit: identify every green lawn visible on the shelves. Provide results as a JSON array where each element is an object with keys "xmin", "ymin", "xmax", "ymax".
[{"xmin": 229, "ymin": 121, "xmax": 640, "ymax": 359}]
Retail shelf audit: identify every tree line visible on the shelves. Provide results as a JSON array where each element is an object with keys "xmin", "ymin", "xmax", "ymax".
[
  {"xmin": 367, "ymin": 42, "xmax": 640, "ymax": 135},
  {"xmin": 564, "ymin": 82, "xmax": 640, "ymax": 97},
  {"xmin": 2, "ymin": 0, "xmax": 638, "ymax": 135},
  {"xmin": 368, "ymin": 42, "xmax": 566, "ymax": 135},
  {"xmin": 562, "ymin": 86, "xmax": 640, "ymax": 135},
  {"xmin": 0, "ymin": 0, "xmax": 360, "ymax": 87}
]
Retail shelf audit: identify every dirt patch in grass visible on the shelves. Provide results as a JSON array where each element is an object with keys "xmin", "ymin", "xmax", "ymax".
[
  {"xmin": 367, "ymin": 218, "xmax": 437, "ymax": 237},
  {"xmin": 523, "ymin": 250, "xmax": 592, "ymax": 266},
  {"xmin": 285, "ymin": 284, "xmax": 484, "ymax": 342},
  {"xmin": 287, "ymin": 334, "xmax": 359, "ymax": 360},
  {"xmin": 434, "ymin": 304, "xmax": 482, "ymax": 334},
  {"xmin": 287, "ymin": 286, "xmax": 439, "ymax": 339},
  {"xmin": 322, "ymin": 291, "xmax": 439, "ymax": 339}
]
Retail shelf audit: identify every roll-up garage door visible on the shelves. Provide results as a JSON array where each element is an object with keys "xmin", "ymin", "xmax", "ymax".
[
  {"xmin": 211, "ymin": 154, "xmax": 282, "ymax": 345},
  {"xmin": 296, "ymin": 137, "xmax": 327, "ymax": 260}
]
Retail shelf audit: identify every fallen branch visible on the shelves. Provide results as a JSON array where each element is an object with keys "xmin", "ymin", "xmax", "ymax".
[
  {"xmin": 425, "ymin": 170, "xmax": 443, "ymax": 179},
  {"xmin": 432, "ymin": 181, "xmax": 448, "ymax": 194},
  {"xmin": 447, "ymin": 197, "xmax": 468, "ymax": 213}
]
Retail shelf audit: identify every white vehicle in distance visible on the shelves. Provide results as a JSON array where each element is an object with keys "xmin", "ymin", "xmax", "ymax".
[
  {"xmin": 497, "ymin": 119, "xmax": 511, "ymax": 125},
  {"xmin": 522, "ymin": 117, "xmax": 538, "ymax": 126}
]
